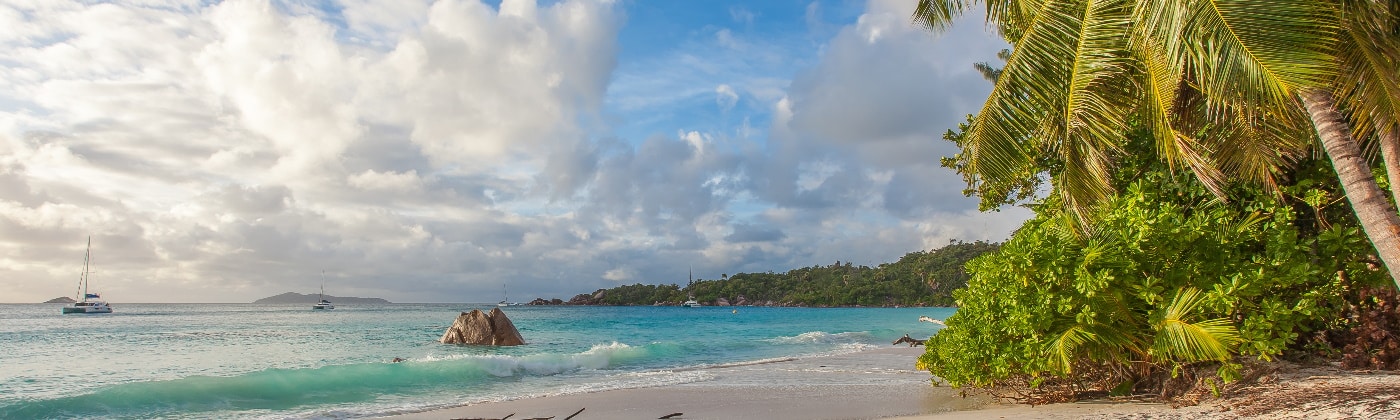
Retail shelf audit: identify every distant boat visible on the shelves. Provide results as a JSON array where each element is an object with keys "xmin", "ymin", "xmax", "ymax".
[
  {"xmin": 313, "ymin": 277, "xmax": 334, "ymax": 310},
  {"xmin": 497, "ymin": 284, "xmax": 519, "ymax": 307},
  {"xmin": 62, "ymin": 237, "xmax": 112, "ymax": 314},
  {"xmin": 682, "ymin": 267, "xmax": 701, "ymax": 308}
]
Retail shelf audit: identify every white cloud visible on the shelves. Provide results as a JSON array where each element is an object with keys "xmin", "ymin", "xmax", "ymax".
[
  {"xmin": 348, "ymin": 170, "xmax": 424, "ymax": 192},
  {"xmin": 715, "ymin": 84, "xmax": 739, "ymax": 113},
  {"xmin": 602, "ymin": 266, "xmax": 636, "ymax": 282},
  {"xmin": 0, "ymin": 0, "xmax": 1026, "ymax": 304}
]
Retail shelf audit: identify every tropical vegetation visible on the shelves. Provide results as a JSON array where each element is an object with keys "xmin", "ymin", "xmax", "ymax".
[
  {"xmin": 573, "ymin": 240, "xmax": 999, "ymax": 307},
  {"xmin": 914, "ymin": 0, "xmax": 1400, "ymax": 287},
  {"xmin": 911, "ymin": 0, "xmax": 1400, "ymax": 399},
  {"xmin": 920, "ymin": 128, "xmax": 1388, "ymax": 399}
]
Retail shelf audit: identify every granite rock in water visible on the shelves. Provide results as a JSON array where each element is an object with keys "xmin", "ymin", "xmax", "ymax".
[
  {"xmin": 440, "ymin": 309, "xmax": 525, "ymax": 346},
  {"xmin": 487, "ymin": 308, "xmax": 525, "ymax": 346}
]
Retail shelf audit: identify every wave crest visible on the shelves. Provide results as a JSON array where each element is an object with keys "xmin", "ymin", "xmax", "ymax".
[{"xmin": 766, "ymin": 331, "xmax": 873, "ymax": 345}]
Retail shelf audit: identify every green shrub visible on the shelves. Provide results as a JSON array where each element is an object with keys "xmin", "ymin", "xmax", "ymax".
[{"xmin": 919, "ymin": 161, "xmax": 1384, "ymax": 399}]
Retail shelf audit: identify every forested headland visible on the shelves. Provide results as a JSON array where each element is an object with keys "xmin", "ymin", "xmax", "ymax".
[{"xmin": 536, "ymin": 240, "xmax": 998, "ymax": 307}]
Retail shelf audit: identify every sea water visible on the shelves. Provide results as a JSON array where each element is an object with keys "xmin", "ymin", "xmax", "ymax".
[{"xmin": 0, "ymin": 304, "xmax": 954, "ymax": 419}]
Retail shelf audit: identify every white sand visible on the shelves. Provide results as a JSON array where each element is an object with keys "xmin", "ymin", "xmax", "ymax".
[
  {"xmin": 382, "ymin": 347, "xmax": 992, "ymax": 419},
  {"xmin": 380, "ymin": 347, "xmax": 1400, "ymax": 420}
]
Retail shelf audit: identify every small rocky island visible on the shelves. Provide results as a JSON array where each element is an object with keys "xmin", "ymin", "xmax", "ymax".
[
  {"xmin": 440, "ymin": 308, "xmax": 525, "ymax": 346},
  {"xmin": 253, "ymin": 292, "xmax": 391, "ymax": 304},
  {"xmin": 44, "ymin": 296, "xmax": 77, "ymax": 303}
]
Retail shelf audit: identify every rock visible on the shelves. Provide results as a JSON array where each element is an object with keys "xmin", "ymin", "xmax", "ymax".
[
  {"xmin": 568, "ymin": 289, "xmax": 606, "ymax": 305},
  {"xmin": 440, "ymin": 310, "xmax": 493, "ymax": 345},
  {"xmin": 487, "ymin": 308, "xmax": 525, "ymax": 346},
  {"xmin": 716, "ymin": 297, "xmax": 731, "ymax": 306},
  {"xmin": 44, "ymin": 296, "xmax": 77, "ymax": 304},
  {"xmin": 440, "ymin": 309, "xmax": 526, "ymax": 346}
]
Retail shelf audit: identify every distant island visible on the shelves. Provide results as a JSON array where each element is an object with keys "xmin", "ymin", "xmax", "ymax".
[
  {"xmin": 253, "ymin": 292, "xmax": 390, "ymax": 304},
  {"xmin": 44, "ymin": 296, "xmax": 77, "ymax": 304},
  {"xmin": 529, "ymin": 240, "xmax": 998, "ymax": 307}
]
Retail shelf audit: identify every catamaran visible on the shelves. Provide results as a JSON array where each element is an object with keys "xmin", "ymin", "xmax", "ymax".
[
  {"xmin": 682, "ymin": 268, "xmax": 701, "ymax": 307},
  {"xmin": 63, "ymin": 236, "xmax": 112, "ymax": 314},
  {"xmin": 497, "ymin": 284, "xmax": 519, "ymax": 307},
  {"xmin": 312, "ymin": 279, "xmax": 334, "ymax": 310}
]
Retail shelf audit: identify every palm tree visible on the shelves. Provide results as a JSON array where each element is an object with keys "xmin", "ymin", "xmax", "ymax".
[{"xmin": 914, "ymin": 0, "xmax": 1400, "ymax": 287}]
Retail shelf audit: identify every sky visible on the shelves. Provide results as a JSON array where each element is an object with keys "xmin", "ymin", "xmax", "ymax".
[{"xmin": 0, "ymin": 0, "xmax": 1027, "ymax": 303}]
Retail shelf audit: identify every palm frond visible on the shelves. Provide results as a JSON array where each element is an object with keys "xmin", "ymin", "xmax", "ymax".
[
  {"xmin": 967, "ymin": 0, "xmax": 1138, "ymax": 220},
  {"xmin": 1150, "ymin": 287, "xmax": 1242, "ymax": 364},
  {"xmin": 1334, "ymin": 1, "xmax": 1400, "ymax": 144},
  {"xmin": 1046, "ymin": 324, "xmax": 1100, "ymax": 374},
  {"xmin": 1045, "ymin": 322, "xmax": 1138, "ymax": 374},
  {"xmin": 913, "ymin": 0, "xmax": 974, "ymax": 31},
  {"xmin": 1164, "ymin": 71, "xmax": 1311, "ymax": 194},
  {"xmin": 987, "ymin": 0, "xmax": 1051, "ymax": 40},
  {"xmin": 1137, "ymin": 0, "xmax": 1336, "ymax": 124},
  {"xmin": 1135, "ymin": 39, "xmax": 1231, "ymax": 197}
]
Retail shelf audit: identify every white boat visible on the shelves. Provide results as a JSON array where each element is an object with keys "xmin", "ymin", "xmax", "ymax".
[
  {"xmin": 63, "ymin": 237, "xmax": 112, "ymax": 314},
  {"xmin": 682, "ymin": 268, "xmax": 701, "ymax": 307},
  {"xmin": 312, "ymin": 282, "xmax": 334, "ymax": 310},
  {"xmin": 497, "ymin": 284, "xmax": 519, "ymax": 307}
]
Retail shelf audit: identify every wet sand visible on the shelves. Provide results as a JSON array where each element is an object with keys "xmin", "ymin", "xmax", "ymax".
[
  {"xmin": 382, "ymin": 347, "xmax": 1400, "ymax": 420},
  {"xmin": 382, "ymin": 346, "xmax": 994, "ymax": 419}
]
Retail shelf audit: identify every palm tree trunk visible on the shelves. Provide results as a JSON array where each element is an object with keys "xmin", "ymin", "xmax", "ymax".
[
  {"xmin": 1301, "ymin": 89, "xmax": 1400, "ymax": 289},
  {"xmin": 1380, "ymin": 126, "xmax": 1400, "ymax": 209}
]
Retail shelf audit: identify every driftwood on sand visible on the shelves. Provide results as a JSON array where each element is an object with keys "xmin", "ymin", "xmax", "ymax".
[
  {"xmin": 892, "ymin": 334, "xmax": 925, "ymax": 347},
  {"xmin": 440, "ymin": 308, "xmax": 526, "ymax": 345}
]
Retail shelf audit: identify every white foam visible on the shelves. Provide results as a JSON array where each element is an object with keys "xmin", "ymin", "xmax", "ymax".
[
  {"xmin": 411, "ymin": 342, "xmax": 648, "ymax": 377},
  {"xmin": 766, "ymin": 331, "xmax": 873, "ymax": 345}
]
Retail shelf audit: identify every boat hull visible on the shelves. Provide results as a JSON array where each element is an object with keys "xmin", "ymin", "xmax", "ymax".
[{"xmin": 62, "ymin": 305, "xmax": 112, "ymax": 314}]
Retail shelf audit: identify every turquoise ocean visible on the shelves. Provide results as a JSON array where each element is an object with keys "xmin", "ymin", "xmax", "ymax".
[{"xmin": 0, "ymin": 304, "xmax": 954, "ymax": 419}]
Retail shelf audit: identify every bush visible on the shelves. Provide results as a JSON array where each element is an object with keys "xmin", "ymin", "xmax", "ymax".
[{"xmin": 918, "ymin": 161, "xmax": 1386, "ymax": 400}]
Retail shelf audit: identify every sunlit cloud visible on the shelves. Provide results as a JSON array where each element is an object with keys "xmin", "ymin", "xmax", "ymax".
[{"xmin": 0, "ymin": 0, "xmax": 1023, "ymax": 303}]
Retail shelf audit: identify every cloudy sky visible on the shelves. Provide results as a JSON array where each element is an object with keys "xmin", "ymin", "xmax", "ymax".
[{"xmin": 1, "ymin": 0, "xmax": 1026, "ymax": 303}]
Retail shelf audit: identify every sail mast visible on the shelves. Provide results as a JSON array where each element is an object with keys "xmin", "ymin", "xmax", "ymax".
[{"xmin": 78, "ymin": 236, "xmax": 91, "ymax": 302}]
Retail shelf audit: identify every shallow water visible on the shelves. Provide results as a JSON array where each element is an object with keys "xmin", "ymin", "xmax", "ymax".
[{"xmin": 0, "ymin": 303, "xmax": 952, "ymax": 419}]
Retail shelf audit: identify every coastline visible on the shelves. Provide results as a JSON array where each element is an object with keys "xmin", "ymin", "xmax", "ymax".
[
  {"xmin": 382, "ymin": 346, "xmax": 1400, "ymax": 420},
  {"xmin": 381, "ymin": 347, "xmax": 995, "ymax": 419}
]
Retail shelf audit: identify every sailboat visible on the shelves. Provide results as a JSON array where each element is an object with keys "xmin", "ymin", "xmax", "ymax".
[
  {"xmin": 62, "ymin": 236, "xmax": 112, "ymax": 314},
  {"xmin": 312, "ymin": 273, "xmax": 334, "ymax": 310},
  {"xmin": 682, "ymin": 268, "xmax": 701, "ymax": 308},
  {"xmin": 497, "ymin": 284, "xmax": 519, "ymax": 307}
]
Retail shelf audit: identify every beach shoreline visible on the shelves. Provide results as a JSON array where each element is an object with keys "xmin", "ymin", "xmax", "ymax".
[
  {"xmin": 380, "ymin": 346, "xmax": 995, "ymax": 419},
  {"xmin": 381, "ymin": 346, "xmax": 1400, "ymax": 420}
]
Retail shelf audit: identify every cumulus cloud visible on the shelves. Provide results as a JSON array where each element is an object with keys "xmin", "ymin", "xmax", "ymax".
[
  {"xmin": 0, "ymin": 0, "xmax": 1027, "ymax": 304},
  {"xmin": 715, "ymin": 84, "xmax": 739, "ymax": 113}
]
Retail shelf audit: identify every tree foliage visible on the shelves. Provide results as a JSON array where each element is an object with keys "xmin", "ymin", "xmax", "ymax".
[
  {"xmin": 914, "ymin": 0, "xmax": 1400, "ymax": 287},
  {"xmin": 582, "ymin": 241, "xmax": 999, "ymax": 307},
  {"xmin": 918, "ymin": 138, "xmax": 1387, "ymax": 397}
]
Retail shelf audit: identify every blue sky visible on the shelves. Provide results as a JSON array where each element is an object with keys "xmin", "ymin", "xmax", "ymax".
[{"xmin": 0, "ymin": 0, "xmax": 1026, "ymax": 303}]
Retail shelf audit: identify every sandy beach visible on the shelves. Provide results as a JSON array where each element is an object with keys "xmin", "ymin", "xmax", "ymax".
[
  {"xmin": 382, "ymin": 346, "xmax": 1400, "ymax": 420},
  {"xmin": 383, "ymin": 347, "xmax": 992, "ymax": 419}
]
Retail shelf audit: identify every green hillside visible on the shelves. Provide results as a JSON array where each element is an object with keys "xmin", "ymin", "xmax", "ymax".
[{"xmin": 572, "ymin": 240, "xmax": 998, "ymax": 307}]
